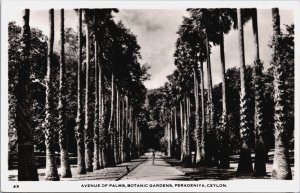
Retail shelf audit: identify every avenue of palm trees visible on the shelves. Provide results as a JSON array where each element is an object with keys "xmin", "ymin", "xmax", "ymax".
[
  {"xmin": 10, "ymin": 8, "xmax": 293, "ymax": 181},
  {"xmin": 149, "ymin": 8, "xmax": 293, "ymax": 179}
]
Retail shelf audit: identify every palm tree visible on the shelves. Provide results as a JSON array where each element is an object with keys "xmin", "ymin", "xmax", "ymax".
[
  {"xmin": 204, "ymin": 27, "xmax": 214, "ymax": 165},
  {"xmin": 271, "ymin": 8, "xmax": 292, "ymax": 180},
  {"xmin": 180, "ymin": 100, "xmax": 185, "ymax": 161},
  {"xmin": 108, "ymin": 73, "xmax": 117, "ymax": 166},
  {"xmin": 188, "ymin": 9, "xmax": 217, "ymax": 165},
  {"xmin": 119, "ymin": 94, "xmax": 124, "ymax": 162},
  {"xmin": 236, "ymin": 8, "xmax": 253, "ymax": 175},
  {"xmin": 219, "ymin": 26, "xmax": 230, "ymax": 168},
  {"xmin": 124, "ymin": 95, "xmax": 130, "ymax": 161},
  {"xmin": 116, "ymin": 88, "xmax": 121, "ymax": 163},
  {"xmin": 75, "ymin": 8, "xmax": 86, "ymax": 174},
  {"xmin": 188, "ymin": 8, "xmax": 236, "ymax": 166},
  {"xmin": 84, "ymin": 9, "xmax": 93, "ymax": 172},
  {"xmin": 193, "ymin": 57, "xmax": 201, "ymax": 165},
  {"xmin": 253, "ymin": 60, "xmax": 265, "ymax": 176},
  {"xmin": 252, "ymin": 8, "xmax": 266, "ymax": 176},
  {"xmin": 252, "ymin": 8, "xmax": 260, "ymax": 62},
  {"xmin": 58, "ymin": 8, "xmax": 72, "ymax": 178},
  {"xmin": 204, "ymin": 27, "xmax": 213, "ymax": 140},
  {"xmin": 15, "ymin": 9, "xmax": 39, "ymax": 181},
  {"xmin": 175, "ymin": 21, "xmax": 197, "ymax": 163},
  {"xmin": 181, "ymin": 94, "xmax": 188, "ymax": 162},
  {"xmin": 44, "ymin": 8, "xmax": 60, "ymax": 181},
  {"xmin": 93, "ymin": 10, "xmax": 101, "ymax": 170},
  {"xmin": 199, "ymin": 60, "xmax": 206, "ymax": 164},
  {"xmin": 98, "ymin": 46, "xmax": 104, "ymax": 169},
  {"xmin": 120, "ymin": 96, "xmax": 125, "ymax": 162},
  {"xmin": 174, "ymin": 106, "xmax": 179, "ymax": 158},
  {"xmin": 186, "ymin": 95, "xmax": 191, "ymax": 161},
  {"xmin": 217, "ymin": 8, "xmax": 237, "ymax": 168}
]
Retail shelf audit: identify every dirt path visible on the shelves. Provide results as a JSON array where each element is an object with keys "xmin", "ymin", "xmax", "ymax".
[{"xmin": 119, "ymin": 152, "xmax": 192, "ymax": 181}]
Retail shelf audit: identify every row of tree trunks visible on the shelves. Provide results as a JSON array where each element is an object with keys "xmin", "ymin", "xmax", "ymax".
[
  {"xmin": 42, "ymin": 8, "xmax": 142, "ymax": 180},
  {"xmin": 169, "ymin": 9, "xmax": 281, "ymax": 177},
  {"xmin": 16, "ymin": 8, "xmax": 145, "ymax": 181},
  {"xmin": 164, "ymin": 105, "xmax": 182, "ymax": 159},
  {"xmin": 173, "ymin": 8, "xmax": 264, "ymax": 173}
]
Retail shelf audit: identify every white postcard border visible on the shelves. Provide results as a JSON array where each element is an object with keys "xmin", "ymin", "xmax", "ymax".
[{"xmin": 1, "ymin": 1, "xmax": 299, "ymax": 192}]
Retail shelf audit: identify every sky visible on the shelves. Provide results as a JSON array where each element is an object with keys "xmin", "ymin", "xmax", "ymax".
[{"xmin": 7, "ymin": 9, "xmax": 293, "ymax": 89}]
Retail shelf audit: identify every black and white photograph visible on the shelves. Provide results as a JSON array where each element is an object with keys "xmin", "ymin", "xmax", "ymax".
[{"xmin": 1, "ymin": 1, "xmax": 299, "ymax": 192}]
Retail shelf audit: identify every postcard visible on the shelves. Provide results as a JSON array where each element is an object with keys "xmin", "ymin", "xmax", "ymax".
[{"xmin": 1, "ymin": 0, "xmax": 299, "ymax": 192}]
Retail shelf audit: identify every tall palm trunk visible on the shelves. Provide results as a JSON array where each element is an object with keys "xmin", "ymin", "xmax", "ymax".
[
  {"xmin": 45, "ymin": 9, "xmax": 59, "ymax": 181},
  {"xmin": 98, "ymin": 52, "xmax": 104, "ymax": 169},
  {"xmin": 252, "ymin": 8, "xmax": 266, "ymax": 176},
  {"xmin": 119, "ymin": 96, "xmax": 122, "ymax": 162},
  {"xmin": 115, "ymin": 88, "xmax": 120, "ymax": 163},
  {"xmin": 108, "ymin": 73, "xmax": 116, "ymax": 166},
  {"xmin": 170, "ymin": 108, "xmax": 174, "ymax": 157},
  {"xmin": 99, "ymin": 96, "xmax": 105, "ymax": 168},
  {"xmin": 174, "ymin": 106, "xmax": 178, "ymax": 158},
  {"xmin": 131, "ymin": 112, "xmax": 136, "ymax": 158},
  {"xmin": 253, "ymin": 60, "xmax": 265, "ymax": 176},
  {"xmin": 84, "ymin": 10, "xmax": 93, "ymax": 172},
  {"xmin": 181, "ymin": 95, "xmax": 188, "ymax": 163},
  {"xmin": 16, "ymin": 9, "xmax": 39, "ymax": 181},
  {"xmin": 101, "ymin": 91, "xmax": 110, "ymax": 167},
  {"xmin": 199, "ymin": 61, "xmax": 206, "ymax": 163},
  {"xmin": 237, "ymin": 8, "xmax": 253, "ymax": 175},
  {"xmin": 167, "ymin": 115, "xmax": 171, "ymax": 157},
  {"xmin": 136, "ymin": 116, "xmax": 140, "ymax": 156},
  {"xmin": 205, "ymin": 28, "xmax": 213, "ymax": 130},
  {"xmin": 174, "ymin": 106, "xmax": 178, "ymax": 140},
  {"xmin": 180, "ymin": 100, "xmax": 184, "ymax": 161},
  {"xmin": 118, "ymin": 92, "xmax": 122, "ymax": 162},
  {"xmin": 186, "ymin": 95, "xmax": 191, "ymax": 161},
  {"xmin": 93, "ymin": 21, "xmax": 100, "ymax": 170},
  {"xmin": 124, "ymin": 95, "xmax": 130, "ymax": 161},
  {"xmin": 129, "ymin": 106, "xmax": 134, "ymax": 159},
  {"xmin": 58, "ymin": 9, "xmax": 72, "ymax": 178},
  {"xmin": 219, "ymin": 28, "xmax": 230, "ymax": 169},
  {"xmin": 194, "ymin": 65, "xmax": 201, "ymax": 165},
  {"xmin": 120, "ymin": 96, "xmax": 125, "ymax": 162},
  {"xmin": 252, "ymin": 8, "xmax": 260, "ymax": 61},
  {"xmin": 271, "ymin": 8, "xmax": 292, "ymax": 180},
  {"xmin": 205, "ymin": 28, "xmax": 216, "ymax": 166},
  {"xmin": 75, "ymin": 9, "xmax": 86, "ymax": 174}
]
